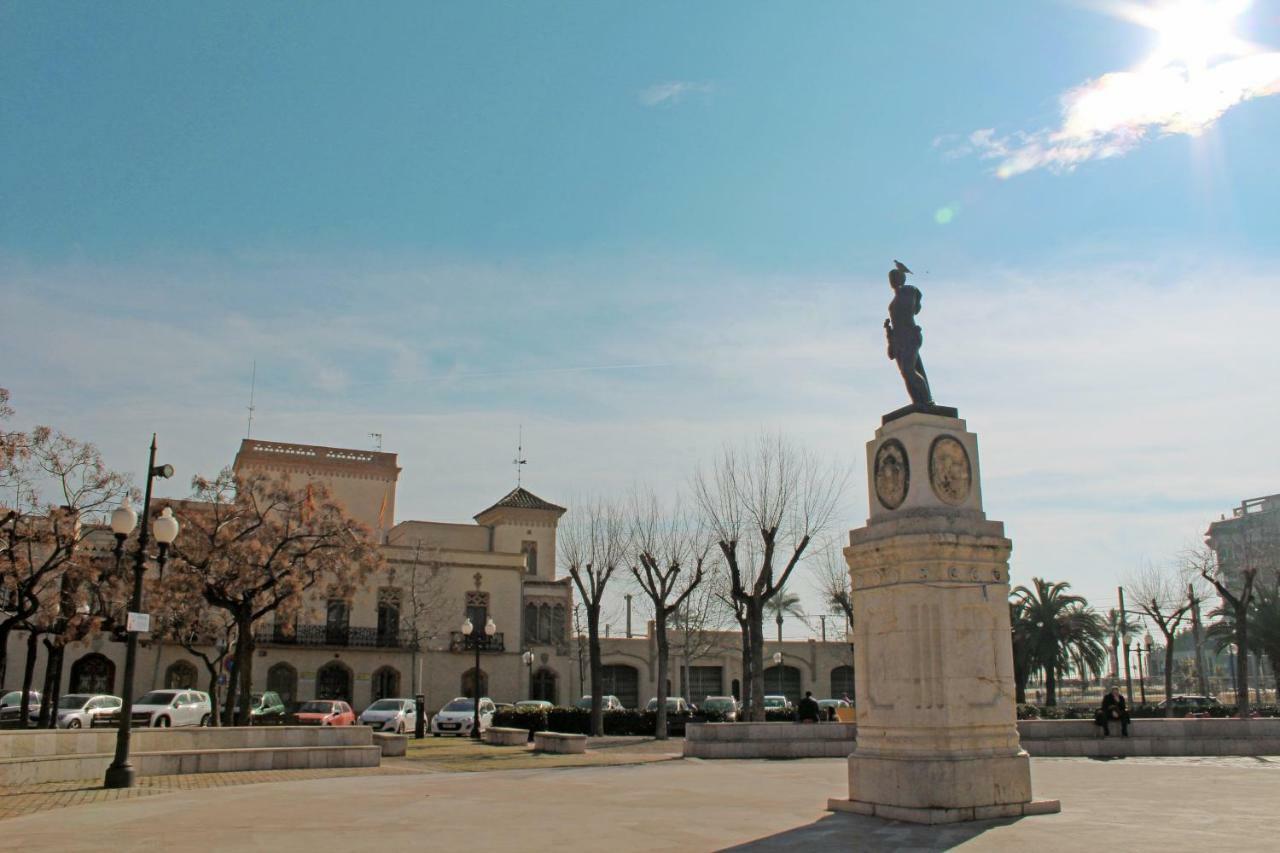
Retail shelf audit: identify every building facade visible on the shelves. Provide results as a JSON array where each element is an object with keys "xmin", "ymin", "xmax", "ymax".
[{"xmin": 4, "ymin": 438, "xmax": 855, "ymax": 713}]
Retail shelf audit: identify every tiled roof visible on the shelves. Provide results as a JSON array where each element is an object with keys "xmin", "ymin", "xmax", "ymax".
[{"xmin": 474, "ymin": 487, "xmax": 566, "ymax": 518}]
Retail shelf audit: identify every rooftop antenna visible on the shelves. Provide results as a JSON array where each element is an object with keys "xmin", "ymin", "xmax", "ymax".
[
  {"xmin": 369, "ymin": 433, "xmax": 383, "ymax": 451},
  {"xmin": 245, "ymin": 361, "xmax": 257, "ymax": 438},
  {"xmin": 512, "ymin": 425, "xmax": 527, "ymax": 486}
]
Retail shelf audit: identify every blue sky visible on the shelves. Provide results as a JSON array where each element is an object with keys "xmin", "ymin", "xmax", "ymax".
[{"xmin": 3, "ymin": 1, "xmax": 1279, "ymax": 634}]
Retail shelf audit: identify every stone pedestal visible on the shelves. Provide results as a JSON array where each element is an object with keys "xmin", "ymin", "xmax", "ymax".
[{"xmin": 827, "ymin": 410, "xmax": 1059, "ymax": 824}]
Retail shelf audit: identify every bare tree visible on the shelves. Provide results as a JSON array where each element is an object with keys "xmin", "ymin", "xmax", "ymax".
[
  {"xmin": 1186, "ymin": 544, "xmax": 1257, "ymax": 716},
  {"xmin": 815, "ymin": 539, "xmax": 853, "ymax": 627},
  {"xmin": 694, "ymin": 434, "xmax": 845, "ymax": 721},
  {"xmin": 670, "ymin": 564, "xmax": 733, "ymax": 703},
  {"xmin": 0, "ymin": 419, "xmax": 130, "ymax": 723},
  {"xmin": 561, "ymin": 498, "xmax": 627, "ymax": 735},
  {"xmin": 164, "ymin": 470, "xmax": 381, "ymax": 724},
  {"xmin": 1128, "ymin": 563, "xmax": 1191, "ymax": 714},
  {"xmin": 626, "ymin": 491, "xmax": 708, "ymax": 740},
  {"xmin": 387, "ymin": 541, "xmax": 451, "ymax": 695}
]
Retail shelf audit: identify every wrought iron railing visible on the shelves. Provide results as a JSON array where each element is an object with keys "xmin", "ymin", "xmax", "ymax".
[
  {"xmin": 254, "ymin": 623, "xmax": 418, "ymax": 650},
  {"xmin": 449, "ymin": 631, "xmax": 505, "ymax": 653}
]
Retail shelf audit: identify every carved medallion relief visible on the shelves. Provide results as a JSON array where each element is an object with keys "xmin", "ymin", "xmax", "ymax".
[
  {"xmin": 873, "ymin": 439, "xmax": 909, "ymax": 510},
  {"xmin": 928, "ymin": 435, "xmax": 972, "ymax": 506}
]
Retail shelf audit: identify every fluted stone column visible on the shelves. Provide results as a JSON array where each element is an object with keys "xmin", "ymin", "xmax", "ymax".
[{"xmin": 827, "ymin": 410, "xmax": 1059, "ymax": 824}]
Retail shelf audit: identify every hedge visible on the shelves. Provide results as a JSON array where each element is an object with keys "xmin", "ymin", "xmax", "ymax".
[
  {"xmin": 491, "ymin": 706, "xmax": 703, "ymax": 737},
  {"xmin": 1017, "ymin": 702, "xmax": 1280, "ymax": 720}
]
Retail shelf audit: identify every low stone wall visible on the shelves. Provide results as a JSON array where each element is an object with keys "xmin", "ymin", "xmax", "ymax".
[
  {"xmin": 686, "ymin": 719, "xmax": 1280, "ymax": 759},
  {"xmin": 372, "ymin": 732, "xmax": 408, "ymax": 756},
  {"xmin": 0, "ymin": 726, "xmax": 379, "ymax": 785},
  {"xmin": 1018, "ymin": 717, "xmax": 1280, "ymax": 757},
  {"xmin": 685, "ymin": 722, "xmax": 856, "ymax": 759}
]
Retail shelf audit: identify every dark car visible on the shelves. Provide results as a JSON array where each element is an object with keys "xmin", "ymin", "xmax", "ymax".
[
  {"xmin": 0, "ymin": 690, "xmax": 41, "ymax": 727},
  {"xmin": 1157, "ymin": 695, "xmax": 1224, "ymax": 714},
  {"xmin": 249, "ymin": 691, "xmax": 288, "ymax": 724}
]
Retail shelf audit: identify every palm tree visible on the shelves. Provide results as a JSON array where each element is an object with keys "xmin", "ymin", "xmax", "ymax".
[
  {"xmin": 1013, "ymin": 578, "xmax": 1107, "ymax": 706},
  {"xmin": 1206, "ymin": 579, "xmax": 1280, "ymax": 704},
  {"xmin": 765, "ymin": 589, "xmax": 805, "ymax": 642},
  {"xmin": 1010, "ymin": 599, "xmax": 1036, "ymax": 704},
  {"xmin": 1103, "ymin": 607, "xmax": 1142, "ymax": 683}
]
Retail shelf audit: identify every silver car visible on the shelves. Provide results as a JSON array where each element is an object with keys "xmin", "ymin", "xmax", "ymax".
[
  {"xmin": 358, "ymin": 698, "xmax": 417, "ymax": 733},
  {"xmin": 56, "ymin": 694, "xmax": 122, "ymax": 729}
]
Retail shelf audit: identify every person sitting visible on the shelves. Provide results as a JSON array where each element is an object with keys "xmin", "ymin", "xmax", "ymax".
[
  {"xmin": 797, "ymin": 691, "xmax": 823, "ymax": 724},
  {"xmin": 1095, "ymin": 686, "xmax": 1130, "ymax": 737}
]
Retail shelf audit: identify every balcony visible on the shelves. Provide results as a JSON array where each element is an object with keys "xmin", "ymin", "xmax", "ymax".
[
  {"xmin": 254, "ymin": 624, "xmax": 418, "ymax": 650},
  {"xmin": 448, "ymin": 631, "xmax": 505, "ymax": 653}
]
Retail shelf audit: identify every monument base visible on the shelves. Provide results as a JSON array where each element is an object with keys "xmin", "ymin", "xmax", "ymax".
[{"xmin": 827, "ymin": 749, "xmax": 1058, "ymax": 824}]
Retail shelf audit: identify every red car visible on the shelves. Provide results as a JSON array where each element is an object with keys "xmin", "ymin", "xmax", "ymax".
[{"xmin": 293, "ymin": 700, "xmax": 356, "ymax": 726}]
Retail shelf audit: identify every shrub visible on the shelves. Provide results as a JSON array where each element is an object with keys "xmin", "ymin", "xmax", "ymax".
[{"xmin": 492, "ymin": 708, "xmax": 548, "ymax": 737}]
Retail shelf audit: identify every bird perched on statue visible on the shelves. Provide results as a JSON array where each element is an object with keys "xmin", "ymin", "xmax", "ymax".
[{"xmin": 893, "ymin": 260, "xmax": 912, "ymax": 275}]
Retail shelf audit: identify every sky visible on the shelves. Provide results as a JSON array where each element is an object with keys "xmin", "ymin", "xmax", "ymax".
[{"xmin": 3, "ymin": 1, "xmax": 1279, "ymax": 638}]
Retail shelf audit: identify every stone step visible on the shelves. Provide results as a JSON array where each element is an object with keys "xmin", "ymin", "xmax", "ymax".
[
  {"xmin": 686, "ymin": 740, "xmax": 854, "ymax": 759},
  {"xmin": 686, "ymin": 723, "xmax": 857, "ymax": 743}
]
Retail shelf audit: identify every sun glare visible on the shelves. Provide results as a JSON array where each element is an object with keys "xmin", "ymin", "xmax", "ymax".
[{"xmin": 1111, "ymin": 0, "xmax": 1257, "ymax": 71}]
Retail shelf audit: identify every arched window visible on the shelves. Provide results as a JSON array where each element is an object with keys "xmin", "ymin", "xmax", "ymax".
[
  {"xmin": 461, "ymin": 667, "xmax": 488, "ymax": 700},
  {"xmin": 831, "ymin": 665, "xmax": 855, "ymax": 701},
  {"xmin": 267, "ymin": 662, "xmax": 298, "ymax": 708},
  {"xmin": 164, "ymin": 660, "xmax": 198, "ymax": 689},
  {"xmin": 372, "ymin": 667, "xmax": 400, "ymax": 702},
  {"xmin": 538, "ymin": 604, "xmax": 552, "ymax": 644},
  {"xmin": 600, "ymin": 664, "xmax": 639, "ymax": 709},
  {"xmin": 521, "ymin": 540, "xmax": 538, "ymax": 574},
  {"xmin": 552, "ymin": 604, "xmax": 566, "ymax": 645},
  {"xmin": 70, "ymin": 653, "xmax": 115, "ymax": 694},
  {"xmin": 316, "ymin": 661, "xmax": 353, "ymax": 702},
  {"xmin": 524, "ymin": 603, "xmax": 539, "ymax": 644},
  {"xmin": 762, "ymin": 665, "xmax": 802, "ymax": 706},
  {"xmin": 532, "ymin": 668, "xmax": 558, "ymax": 704}
]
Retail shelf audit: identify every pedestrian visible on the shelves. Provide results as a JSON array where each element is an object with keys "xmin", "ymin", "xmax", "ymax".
[
  {"xmin": 1095, "ymin": 686, "xmax": 1130, "ymax": 737},
  {"xmin": 797, "ymin": 691, "xmax": 822, "ymax": 724}
]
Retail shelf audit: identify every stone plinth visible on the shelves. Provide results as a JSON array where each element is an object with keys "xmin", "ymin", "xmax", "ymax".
[{"xmin": 831, "ymin": 410, "xmax": 1058, "ymax": 824}]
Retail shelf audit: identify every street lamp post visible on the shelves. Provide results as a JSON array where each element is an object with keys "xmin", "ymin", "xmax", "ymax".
[
  {"xmin": 104, "ymin": 435, "xmax": 176, "ymax": 790},
  {"xmin": 772, "ymin": 651, "xmax": 783, "ymax": 701},
  {"xmin": 1135, "ymin": 640, "xmax": 1147, "ymax": 704},
  {"xmin": 1143, "ymin": 632, "xmax": 1154, "ymax": 703},
  {"xmin": 460, "ymin": 614, "xmax": 496, "ymax": 740},
  {"xmin": 522, "ymin": 650, "xmax": 535, "ymax": 700}
]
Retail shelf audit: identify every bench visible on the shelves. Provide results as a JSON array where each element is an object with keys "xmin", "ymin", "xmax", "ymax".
[
  {"xmin": 372, "ymin": 732, "xmax": 408, "ymax": 756},
  {"xmin": 484, "ymin": 727, "xmax": 529, "ymax": 747},
  {"xmin": 533, "ymin": 732, "xmax": 587, "ymax": 754}
]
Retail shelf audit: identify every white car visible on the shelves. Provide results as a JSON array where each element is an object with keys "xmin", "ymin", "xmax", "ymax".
[
  {"xmin": 130, "ymin": 689, "xmax": 212, "ymax": 728},
  {"xmin": 358, "ymin": 698, "xmax": 417, "ymax": 733},
  {"xmin": 56, "ymin": 694, "xmax": 121, "ymax": 729},
  {"xmin": 430, "ymin": 697, "xmax": 495, "ymax": 737},
  {"xmin": 645, "ymin": 697, "xmax": 692, "ymax": 713}
]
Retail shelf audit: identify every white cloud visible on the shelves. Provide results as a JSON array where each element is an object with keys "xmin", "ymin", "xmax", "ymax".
[
  {"xmin": 964, "ymin": 2, "xmax": 1280, "ymax": 177},
  {"xmin": 638, "ymin": 80, "xmax": 714, "ymax": 107}
]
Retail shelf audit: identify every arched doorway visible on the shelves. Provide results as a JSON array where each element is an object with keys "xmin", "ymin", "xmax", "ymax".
[
  {"xmin": 267, "ymin": 662, "xmax": 298, "ymax": 708},
  {"xmin": 601, "ymin": 664, "xmax": 639, "ymax": 709},
  {"xmin": 70, "ymin": 653, "xmax": 115, "ymax": 694},
  {"xmin": 461, "ymin": 668, "xmax": 488, "ymax": 700},
  {"xmin": 316, "ymin": 661, "xmax": 352, "ymax": 702},
  {"xmin": 830, "ymin": 665, "xmax": 855, "ymax": 700},
  {"xmin": 372, "ymin": 667, "xmax": 400, "ymax": 701},
  {"xmin": 762, "ymin": 665, "xmax": 802, "ymax": 706},
  {"xmin": 532, "ymin": 668, "xmax": 557, "ymax": 704},
  {"xmin": 164, "ymin": 660, "xmax": 198, "ymax": 689}
]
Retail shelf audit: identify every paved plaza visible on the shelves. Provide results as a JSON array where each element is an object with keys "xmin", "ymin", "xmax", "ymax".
[{"xmin": 1, "ymin": 755, "xmax": 1277, "ymax": 851}]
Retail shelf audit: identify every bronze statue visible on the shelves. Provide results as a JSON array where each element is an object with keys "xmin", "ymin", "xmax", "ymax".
[{"xmin": 884, "ymin": 260, "xmax": 933, "ymax": 406}]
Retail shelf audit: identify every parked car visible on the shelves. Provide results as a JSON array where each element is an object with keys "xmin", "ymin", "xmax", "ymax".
[
  {"xmin": 493, "ymin": 702, "xmax": 515, "ymax": 714},
  {"xmin": 0, "ymin": 690, "xmax": 41, "ymax": 727},
  {"xmin": 249, "ymin": 691, "xmax": 288, "ymax": 723},
  {"xmin": 513, "ymin": 700, "xmax": 553, "ymax": 712},
  {"xmin": 430, "ymin": 697, "xmax": 495, "ymax": 736},
  {"xmin": 817, "ymin": 698, "xmax": 853, "ymax": 721},
  {"xmin": 1157, "ymin": 695, "xmax": 1224, "ymax": 713},
  {"xmin": 700, "ymin": 696, "xmax": 739, "ymax": 721},
  {"xmin": 55, "ymin": 694, "xmax": 122, "ymax": 729},
  {"xmin": 645, "ymin": 697, "xmax": 693, "ymax": 714},
  {"xmin": 763, "ymin": 695, "xmax": 792, "ymax": 712},
  {"xmin": 573, "ymin": 695, "xmax": 624, "ymax": 711},
  {"xmin": 294, "ymin": 700, "xmax": 356, "ymax": 726},
  {"xmin": 359, "ymin": 698, "xmax": 417, "ymax": 733},
  {"xmin": 130, "ymin": 690, "xmax": 213, "ymax": 728}
]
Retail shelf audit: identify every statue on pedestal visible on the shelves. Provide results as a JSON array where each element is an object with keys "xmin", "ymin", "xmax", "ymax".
[{"xmin": 883, "ymin": 260, "xmax": 933, "ymax": 406}]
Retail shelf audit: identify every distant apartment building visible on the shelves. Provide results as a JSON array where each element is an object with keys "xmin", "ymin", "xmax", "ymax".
[{"xmin": 1206, "ymin": 493, "xmax": 1280, "ymax": 586}]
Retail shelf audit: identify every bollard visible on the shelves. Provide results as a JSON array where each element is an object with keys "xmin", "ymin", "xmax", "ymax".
[{"xmin": 415, "ymin": 693, "xmax": 426, "ymax": 739}]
